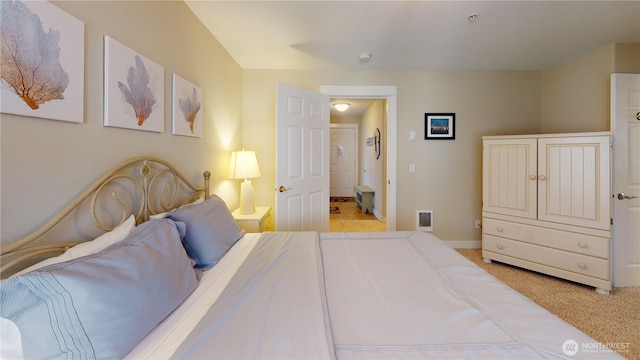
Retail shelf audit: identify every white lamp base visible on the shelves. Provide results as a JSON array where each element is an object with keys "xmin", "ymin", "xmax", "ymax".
[{"xmin": 239, "ymin": 179, "xmax": 255, "ymax": 214}]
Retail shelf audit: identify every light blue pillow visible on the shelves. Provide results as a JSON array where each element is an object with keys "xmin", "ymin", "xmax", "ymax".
[
  {"xmin": 167, "ymin": 195, "xmax": 245, "ymax": 269},
  {"xmin": 0, "ymin": 218, "xmax": 199, "ymax": 360}
]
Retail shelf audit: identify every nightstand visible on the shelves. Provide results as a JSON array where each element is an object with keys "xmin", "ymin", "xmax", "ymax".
[{"xmin": 231, "ymin": 206, "xmax": 271, "ymax": 233}]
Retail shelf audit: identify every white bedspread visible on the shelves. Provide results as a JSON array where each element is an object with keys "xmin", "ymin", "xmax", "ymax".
[
  {"xmin": 126, "ymin": 231, "xmax": 623, "ymax": 359},
  {"xmin": 321, "ymin": 231, "xmax": 618, "ymax": 359}
]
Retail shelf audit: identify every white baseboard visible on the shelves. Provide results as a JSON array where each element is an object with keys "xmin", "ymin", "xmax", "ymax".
[
  {"xmin": 373, "ymin": 209, "xmax": 383, "ymax": 221},
  {"xmin": 443, "ymin": 240, "xmax": 481, "ymax": 249}
]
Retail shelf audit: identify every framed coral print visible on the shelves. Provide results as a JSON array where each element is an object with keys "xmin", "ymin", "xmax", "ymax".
[
  {"xmin": 172, "ymin": 74, "xmax": 203, "ymax": 137},
  {"xmin": 425, "ymin": 113, "xmax": 455, "ymax": 140},
  {"xmin": 104, "ymin": 36, "xmax": 164, "ymax": 132},
  {"xmin": 0, "ymin": 0, "xmax": 84, "ymax": 123}
]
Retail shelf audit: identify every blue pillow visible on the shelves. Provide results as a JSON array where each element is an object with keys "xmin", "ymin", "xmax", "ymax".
[
  {"xmin": 167, "ymin": 195, "xmax": 245, "ymax": 269},
  {"xmin": 0, "ymin": 218, "xmax": 199, "ymax": 360}
]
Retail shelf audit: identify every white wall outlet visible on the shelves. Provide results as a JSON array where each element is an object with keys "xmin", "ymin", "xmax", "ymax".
[
  {"xmin": 474, "ymin": 220, "xmax": 482, "ymax": 229},
  {"xmin": 410, "ymin": 131, "xmax": 417, "ymax": 141},
  {"xmin": 409, "ymin": 163, "xmax": 415, "ymax": 173}
]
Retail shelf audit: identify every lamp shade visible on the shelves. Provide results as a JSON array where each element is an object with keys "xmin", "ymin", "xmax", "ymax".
[
  {"xmin": 228, "ymin": 150, "xmax": 261, "ymax": 180},
  {"xmin": 229, "ymin": 150, "xmax": 261, "ymax": 214}
]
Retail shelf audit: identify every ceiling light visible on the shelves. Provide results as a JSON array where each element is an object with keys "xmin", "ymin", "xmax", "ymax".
[
  {"xmin": 359, "ymin": 53, "xmax": 371, "ymax": 63},
  {"xmin": 333, "ymin": 103, "xmax": 350, "ymax": 112},
  {"xmin": 467, "ymin": 14, "xmax": 478, "ymax": 23}
]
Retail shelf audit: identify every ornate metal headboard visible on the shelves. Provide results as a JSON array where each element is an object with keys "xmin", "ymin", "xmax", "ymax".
[{"xmin": 1, "ymin": 156, "xmax": 210, "ymax": 278}]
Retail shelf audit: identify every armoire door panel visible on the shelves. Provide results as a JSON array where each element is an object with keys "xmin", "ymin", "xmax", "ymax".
[
  {"xmin": 538, "ymin": 136, "xmax": 610, "ymax": 230},
  {"xmin": 482, "ymin": 138, "xmax": 537, "ymax": 219}
]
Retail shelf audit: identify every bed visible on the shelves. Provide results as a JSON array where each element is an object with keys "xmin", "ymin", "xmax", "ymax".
[{"xmin": 0, "ymin": 157, "xmax": 623, "ymax": 359}]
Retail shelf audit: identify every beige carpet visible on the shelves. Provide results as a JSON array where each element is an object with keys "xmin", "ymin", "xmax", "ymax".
[{"xmin": 457, "ymin": 249, "xmax": 639, "ymax": 359}]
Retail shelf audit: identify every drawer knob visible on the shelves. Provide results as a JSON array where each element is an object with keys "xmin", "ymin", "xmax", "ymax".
[
  {"xmin": 538, "ymin": 175, "xmax": 546, "ymax": 181},
  {"xmin": 528, "ymin": 174, "xmax": 537, "ymax": 180},
  {"xmin": 578, "ymin": 242, "xmax": 587, "ymax": 248},
  {"xmin": 578, "ymin": 263, "xmax": 587, "ymax": 269},
  {"xmin": 496, "ymin": 244, "xmax": 504, "ymax": 250},
  {"xmin": 496, "ymin": 227, "xmax": 504, "ymax": 232}
]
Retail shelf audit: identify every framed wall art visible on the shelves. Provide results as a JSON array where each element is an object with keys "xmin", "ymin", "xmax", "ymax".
[
  {"xmin": 171, "ymin": 74, "xmax": 203, "ymax": 138},
  {"xmin": 425, "ymin": 113, "xmax": 455, "ymax": 140},
  {"xmin": 104, "ymin": 36, "xmax": 164, "ymax": 132},
  {"xmin": 0, "ymin": 0, "xmax": 84, "ymax": 123}
]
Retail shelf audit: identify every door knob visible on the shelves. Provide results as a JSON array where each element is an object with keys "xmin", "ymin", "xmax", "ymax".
[
  {"xmin": 617, "ymin": 193, "xmax": 639, "ymax": 200},
  {"xmin": 277, "ymin": 186, "xmax": 290, "ymax": 192}
]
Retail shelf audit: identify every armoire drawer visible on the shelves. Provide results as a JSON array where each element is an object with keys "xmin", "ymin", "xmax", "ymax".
[
  {"xmin": 483, "ymin": 235, "xmax": 610, "ymax": 280},
  {"xmin": 482, "ymin": 218, "xmax": 609, "ymax": 259}
]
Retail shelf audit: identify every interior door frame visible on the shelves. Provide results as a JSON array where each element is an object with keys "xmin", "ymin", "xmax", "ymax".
[
  {"xmin": 321, "ymin": 85, "xmax": 397, "ymax": 230},
  {"xmin": 330, "ymin": 123, "xmax": 359, "ymax": 198}
]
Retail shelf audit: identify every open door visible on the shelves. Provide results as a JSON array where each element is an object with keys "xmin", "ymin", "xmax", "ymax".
[
  {"xmin": 275, "ymin": 82, "xmax": 330, "ymax": 231},
  {"xmin": 611, "ymin": 73, "xmax": 640, "ymax": 287}
]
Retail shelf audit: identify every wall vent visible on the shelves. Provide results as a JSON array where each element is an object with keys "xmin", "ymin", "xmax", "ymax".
[{"xmin": 416, "ymin": 210, "xmax": 433, "ymax": 232}]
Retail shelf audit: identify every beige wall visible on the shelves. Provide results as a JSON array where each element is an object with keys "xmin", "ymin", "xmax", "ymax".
[
  {"xmin": 614, "ymin": 43, "xmax": 640, "ymax": 73},
  {"xmin": 0, "ymin": 1, "xmax": 243, "ymax": 244},
  {"xmin": 330, "ymin": 114, "xmax": 361, "ymax": 124},
  {"xmin": 360, "ymin": 100, "xmax": 386, "ymax": 219},
  {"xmin": 242, "ymin": 69, "xmax": 541, "ymax": 242},
  {"xmin": 540, "ymin": 43, "xmax": 640, "ymax": 133}
]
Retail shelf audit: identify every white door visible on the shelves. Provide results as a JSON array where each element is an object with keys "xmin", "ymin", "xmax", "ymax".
[
  {"xmin": 275, "ymin": 82, "xmax": 330, "ymax": 231},
  {"xmin": 611, "ymin": 73, "xmax": 640, "ymax": 287},
  {"xmin": 330, "ymin": 125, "xmax": 357, "ymax": 198}
]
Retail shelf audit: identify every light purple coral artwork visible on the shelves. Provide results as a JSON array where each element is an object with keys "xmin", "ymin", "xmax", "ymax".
[
  {"xmin": 0, "ymin": 0, "xmax": 84, "ymax": 123},
  {"xmin": 171, "ymin": 74, "xmax": 203, "ymax": 138},
  {"xmin": 104, "ymin": 36, "xmax": 164, "ymax": 132}
]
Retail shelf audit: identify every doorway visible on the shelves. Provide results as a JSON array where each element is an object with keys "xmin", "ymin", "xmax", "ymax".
[
  {"xmin": 329, "ymin": 110, "xmax": 386, "ymax": 232},
  {"xmin": 322, "ymin": 85, "xmax": 397, "ymax": 231}
]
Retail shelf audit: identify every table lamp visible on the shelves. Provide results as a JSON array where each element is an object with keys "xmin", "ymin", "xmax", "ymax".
[{"xmin": 228, "ymin": 149, "xmax": 261, "ymax": 214}]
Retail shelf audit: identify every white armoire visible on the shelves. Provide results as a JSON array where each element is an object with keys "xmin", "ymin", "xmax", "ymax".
[{"xmin": 482, "ymin": 132, "xmax": 612, "ymax": 294}]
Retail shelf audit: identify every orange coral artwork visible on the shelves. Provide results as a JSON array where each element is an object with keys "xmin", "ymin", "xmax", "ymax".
[
  {"xmin": 104, "ymin": 36, "xmax": 164, "ymax": 132},
  {"xmin": 171, "ymin": 74, "xmax": 203, "ymax": 138},
  {"xmin": 0, "ymin": 0, "xmax": 84, "ymax": 123}
]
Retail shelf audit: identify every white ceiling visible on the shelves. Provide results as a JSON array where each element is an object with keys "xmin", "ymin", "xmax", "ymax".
[
  {"xmin": 185, "ymin": 1, "xmax": 639, "ymax": 116},
  {"xmin": 185, "ymin": 1, "xmax": 639, "ymax": 72}
]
